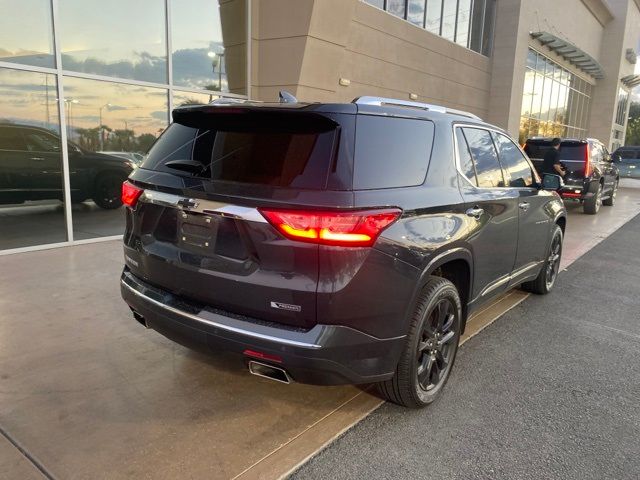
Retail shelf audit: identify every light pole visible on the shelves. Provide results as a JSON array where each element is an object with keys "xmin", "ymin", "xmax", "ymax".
[
  {"xmin": 208, "ymin": 51, "xmax": 225, "ymax": 91},
  {"xmin": 99, "ymin": 103, "xmax": 112, "ymax": 151},
  {"xmin": 64, "ymin": 98, "xmax": 79, "ymax": 140}
]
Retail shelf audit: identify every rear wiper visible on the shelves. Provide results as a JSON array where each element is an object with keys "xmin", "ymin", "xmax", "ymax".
[
  {"xmin": 164, "ymin": 159, "xmax": 207, "ymax": 174},
  {"xmin": 164, "ymin": 146, "xmax": 248, "ymax": 175}
]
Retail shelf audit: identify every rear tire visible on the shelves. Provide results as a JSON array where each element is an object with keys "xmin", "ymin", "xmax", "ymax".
[
  {"xmin": 522, "ymin": 225, "xmax": 563, "ymax": 295},
  {"xmin": 602, "ymin": 179, "xmax": 618, "ymax": 206},
  {"xmin": 583, "ymin": 183, "xmax": 602, "ymax": 214},
  {"xmin": 377, "ymin": 276, "xmax": 461, "ymax": 408}
]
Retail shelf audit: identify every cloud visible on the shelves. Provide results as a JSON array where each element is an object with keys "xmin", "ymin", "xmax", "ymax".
[{"xmin": 150, "ymin": 111, "xmax": 168, "ymax": 120}]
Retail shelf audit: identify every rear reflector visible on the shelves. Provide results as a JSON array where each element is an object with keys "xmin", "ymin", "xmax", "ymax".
[
  {"xmin": 243, "ymin": 349, "xmax": 283, "ymax": 363},
  {"xmin": 121, "ymin": 181, "xmax": 143, "ymax": 208},
  {"xmin": 258, "ymin": 208, "xmax": 402, "ymax": 247}
]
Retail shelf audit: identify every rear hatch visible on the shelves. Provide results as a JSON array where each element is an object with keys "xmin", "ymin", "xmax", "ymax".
[
  {"xmin": 524, "ymin": 139, "xmax": 590, "ymax": 183},
  {"xmin": 123, "ymin": 105, "xmax": 355, "ymax": 329}
]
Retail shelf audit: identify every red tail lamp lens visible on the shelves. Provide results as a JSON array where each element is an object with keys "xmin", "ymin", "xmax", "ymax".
[
  {"xmin": 121, "ymin": 181, "xmax": 143, "ymax": 208},
  {"xmin": 584, "ymin": 145, "xmax": 591, "ymax": 177},
  {"xmin": 258, "ymin": 208, "xmax": 402, "ymax": 247}
]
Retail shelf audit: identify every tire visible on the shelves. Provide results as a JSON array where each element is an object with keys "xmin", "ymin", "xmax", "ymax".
[
  {"xmin": 377, "ymin": 276, "xmax": 462, "ymax": 408},
  {"xmin": 521, "ymin": 225, "xmax": 563, "ymax": 295},
  {"xmin": 583, "ymin": 182, "xmax": 603, "ymax": 214},
  {"xmin": 93, "ymin": 173, "xmax": 125, "ymax": 209},
  {"xmin": 602, "ymin": 179, "xmax": 618, "ymax": 206}
]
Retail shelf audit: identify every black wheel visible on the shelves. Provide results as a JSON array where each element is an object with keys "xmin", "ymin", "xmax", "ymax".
[
  {"xmin": 602, "ymin": 179, "xmax": 618, "ymax": 206},
  {"xmin": 93, "ymin": 173, "xmax": 125, "ymax": 209},
  {"xmin": 583, "ymin": 183, "xmax": 602, "ymax": 214},
  {"xmin": 522, "ymin": 225, "xmax": 563, "ymax": 295},
  {"xmin": 377, "ymin": 276, "xmax": 461, "ymax": 408}
]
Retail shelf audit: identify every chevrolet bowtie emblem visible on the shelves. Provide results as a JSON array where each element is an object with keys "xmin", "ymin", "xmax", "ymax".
[{"xmin": 177, "ymin": 198, "xmax": 198, "ymax": 209}]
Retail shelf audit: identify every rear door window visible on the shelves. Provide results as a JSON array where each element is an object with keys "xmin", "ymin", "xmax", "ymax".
[
  {"xmin": 141, "ymin": 112, "xmax": 338, "ymax": 190},
  {"xmin": 462, "ymin": 127, "xmax": 505, "ymax": 188},
  {"xmin": 353, "ymin": 115, "xmax": 434, "ymax": 189},
  {"xmin": 493, "ymin": 133, "xmax": 534, "ymax": 187}
]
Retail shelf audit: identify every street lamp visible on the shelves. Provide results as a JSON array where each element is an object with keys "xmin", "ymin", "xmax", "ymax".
[
  {"xmin": 64, "ymin": 98, "xmax": 79, "ymax": 139},
  {"xmin": 99, "ymin": 103, "xmax": 112, "ymax": 151},
  {"xmin": 208, "ymin": 50, "xmax": 225, "ymax": 91}
]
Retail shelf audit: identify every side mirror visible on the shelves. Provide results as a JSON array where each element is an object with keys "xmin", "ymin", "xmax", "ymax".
[
  {"xmin": 604, "ymin": 153, "xmax": 612, "ymax": 162},
  {"xmin": 612, "ymin": 153, "xmax": 621, "ymax": 163},
  {"xmin": 541, "ymin": 174, "xmax": 564, "ymax": 191}
]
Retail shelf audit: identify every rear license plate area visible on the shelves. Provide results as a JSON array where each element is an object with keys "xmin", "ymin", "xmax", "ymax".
[{"xmin": 178, "ymin": 212, "xmax": 218, "ymax": 249}]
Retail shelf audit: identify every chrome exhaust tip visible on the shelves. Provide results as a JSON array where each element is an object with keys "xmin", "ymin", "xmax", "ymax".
[
  {"xmin": 248, "ymin": 360, "xmax": 291, "ymax": 384},
  {"xmin": 130, "ymin": 308, "xmax": 148, "ymax": 328}
]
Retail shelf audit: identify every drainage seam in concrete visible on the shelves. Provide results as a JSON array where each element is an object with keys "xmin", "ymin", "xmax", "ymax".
[{"xmin": 0, "ymin": 424, "xmax": 57, "ymax": 480}]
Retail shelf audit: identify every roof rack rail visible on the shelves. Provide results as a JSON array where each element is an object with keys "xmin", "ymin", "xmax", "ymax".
[{"xmin": 353, "ymin": 96, "xmax": 481, "ymax": 120}]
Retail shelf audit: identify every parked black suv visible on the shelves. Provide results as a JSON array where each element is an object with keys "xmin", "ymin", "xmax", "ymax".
[
  {"xmin": 0, "ymin": 123, "xmax": 135, "ymax": 208},
  {"xmin": 524, "ymin": 137, "xmax": 619, "ymax": 214},
  {"xmin": 120, "ymin": 96, "xmax": 567, "ymax": 408}
]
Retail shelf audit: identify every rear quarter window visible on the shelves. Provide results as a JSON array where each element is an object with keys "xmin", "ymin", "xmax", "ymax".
[{"xmin": 353, "ymin": 116, "xmax": 434, "ymax": 190}]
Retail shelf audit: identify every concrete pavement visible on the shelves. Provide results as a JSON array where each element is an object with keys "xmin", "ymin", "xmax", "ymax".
[
  {"xmin": 293, "ymin": 209, "xmax": 640, "ymax": 480},
  {"xmin": 0, "ymin": 181, "xmax": 639, "ymax": 479}
]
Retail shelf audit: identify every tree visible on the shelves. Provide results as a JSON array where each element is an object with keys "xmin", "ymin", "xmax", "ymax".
[
  {"xmin": 626, "ymin": 117, "xmax": 640, "ymax": 146},
  {"xmin": 136, "ymin": 133, "xmax": 157, "ymax": 153}
]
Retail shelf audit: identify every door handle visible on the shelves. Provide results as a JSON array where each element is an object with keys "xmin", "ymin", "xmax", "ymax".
[
  {"xmin": 30, "ymin": 157, "xmax": 45, "ymax": 161},
  {"xmin": 465, "ymin": 207, "xmax": 484, "ymax": 219},
  {"xmin": 518, "ymin": 202, "xmax": 530, "ymax": 211}
]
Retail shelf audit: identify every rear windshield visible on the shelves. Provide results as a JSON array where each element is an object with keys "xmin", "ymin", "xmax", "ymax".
[
  {"xmin": 353, "ymin": 116, "xmax": 434, "ymax": 189},
  {"xmin": 525, "ymin": 142, "xmax": 586, "ymax": 161},
  {"xmin": 141, "ymin": 111, "xmax": 338, "ymax": 190}
]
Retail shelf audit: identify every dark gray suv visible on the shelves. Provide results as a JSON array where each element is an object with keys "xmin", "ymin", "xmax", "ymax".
[{"xmin": 120, "ymin": 95, "xmax": 567, "ymax": 408}]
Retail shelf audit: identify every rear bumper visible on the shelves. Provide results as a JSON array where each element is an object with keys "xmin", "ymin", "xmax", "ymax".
[{"xmin": 120, "ymin": 269, "xmax": 405, "ymax": 385}]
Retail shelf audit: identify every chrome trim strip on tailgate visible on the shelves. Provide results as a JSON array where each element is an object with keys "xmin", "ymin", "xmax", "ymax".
[
  {"xmin": 139, "ymin": 190, "xmax": 267, "ymax": 223},
  {"xmin": 121, "ymin": 279, "xmax": 321, "ymax": 349}
]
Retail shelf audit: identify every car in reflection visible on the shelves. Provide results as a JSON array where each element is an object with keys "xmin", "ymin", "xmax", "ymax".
[
  {"xmin": 0, "ymin": 123, "xmax": 135, "ymax": 209},
  {"xmin": 99, "ymin": 151, "xmax": 146, "ymax": 164},
  {"xmin": 612, "ymin": 146, "xmax": 640, "ymax": 179}
]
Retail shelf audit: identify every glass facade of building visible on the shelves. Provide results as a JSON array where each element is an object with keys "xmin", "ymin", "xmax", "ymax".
[
  {"xmin": 364, "ymin": 0, "xmax": 496, "ymax": 56},
  {"xmin": 0, "ymin": 0, "xmax": 247, "ymax": 252},
  {"xmin": 519, "ymin": 48, "xmax": 593, "ymax": 144},
  {"xmin": 615, "ymin": 88, "xmax": 629, "ymax": 126}
]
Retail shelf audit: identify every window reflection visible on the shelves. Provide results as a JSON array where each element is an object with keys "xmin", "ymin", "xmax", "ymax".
[
  {"xmin": 172, "ymin": 90, "xmax": 218, "ymax": 110},
  {"xmin": 171, "ymin": 0, "xmax": 247, "ymax": 94},
  {"xmin": 363, "ymin": 0, "xmax": 493, "ymax": 54},
  {"xmin": 455, "ymin": 0, "xmax": 472, "ymax": 46},
  {"xmin": 519, "ymin": 49, "xmax": 591, "ymax": 144},
  {"xmin": 0, "ymin": 68, "xmax": 67, "ymax": 250},
  {"xmin": 462, "ymin": 127, "xmax": 504, "ymax": 188},
  {"xmin": 387, "ymin": 0, "xmax": 407, "ymax": 18},
  {"xmin": 441, "ymin": 0, "xmax": 457, "ymax": 41},
  {"xmin": 59, "ymin": 0, "xmax": 167, "ymax": 83},
  {"xmin": 407, "ymin": 0, "xmax": 426, "ymax": 27},
  {"xmin": 425, "ymin": 0, "xmax": 442, "ymax": 34},
  {"xmin": 0, "ymin": 0, "xmax": 55, "ymax": 68},
  {"xmin": 62, "ymin": 77, "xmax": 168, "ymax": 240}
]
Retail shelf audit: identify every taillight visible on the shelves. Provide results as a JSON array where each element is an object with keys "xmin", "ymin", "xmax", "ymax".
[
  {"xmin": 258, "ymin": 208, "xmax": 402, "ymax": 247},
  {"xmin": 121, "ymin": 181, "xmax": 143, "ymax": 208},
  {"xmin": 584, "ymin": 146, "xmax": 591, "ymax": 177}
]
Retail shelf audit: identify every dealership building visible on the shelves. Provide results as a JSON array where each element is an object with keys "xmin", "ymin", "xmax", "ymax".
[{"xmin": 0, "ymin": 0, "xmax": 639, "ymax": 254}]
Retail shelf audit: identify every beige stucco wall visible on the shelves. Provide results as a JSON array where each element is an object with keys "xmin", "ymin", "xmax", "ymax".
[
  {"xmin": 250, "ymin": 0, "xmax": 491, "ymax": 117},
  {"xmin": 249, "ymin": 0, "xmax": 639, "ymax": 147}
]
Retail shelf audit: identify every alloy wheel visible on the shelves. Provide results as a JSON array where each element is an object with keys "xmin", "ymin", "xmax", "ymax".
[
  {"xmin": 545, "ymin": 233, "xmax": 562, "ymax": 290},
  {"xmin": 416, "ymin": 299, "xmax": 457, "ymax": 391}
]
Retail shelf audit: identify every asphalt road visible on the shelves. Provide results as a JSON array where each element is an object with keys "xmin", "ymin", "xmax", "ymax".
[{"xmin": 293, "ymin": 213, "xmax": 640, "ymax": 480}]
